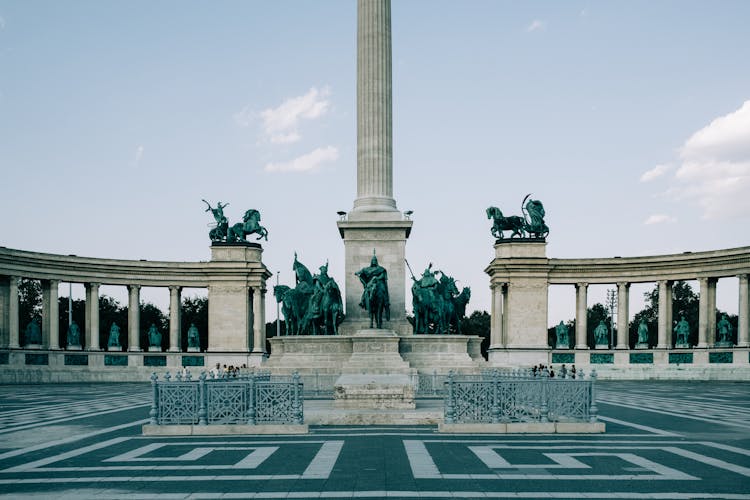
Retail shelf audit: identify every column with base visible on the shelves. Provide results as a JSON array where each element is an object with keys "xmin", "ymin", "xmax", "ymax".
[
  {"xmin": 489, "ymin": 283, "xmax": 505, "ymax": 349},
  {"xmin": 168, "ymin": 286, "xmax": 181, "ymax": 352},
  {"xmin": 8, "ymin": 277, "xmax": 20, "ymax": 348},
  {"xmin": 88, "ymin": 283, "xmax": 100, "ymax": 350},
  {"xmin": 657, "ymin": 280, "xmax": 672, "ymax": 349},
  {"xmin": 707, "ymin": 278, "xmax": 717, "ymax": 346},
  {"xmin": 575, "ymin": 283, "xmax": 588, "ymax": 349},
  {"xmin": 249, "ymin": 286, "xmax": 266, "ymax": 366},
  {"xmin": 0, "ymin": 277, "xmax": 10, "ymax": 347},
  {"xmin": 128, "ymin": 285, "xmax": 141, "ymax": 351},
  {"xmin": 42, "ymin": 279, "xmax": 60, "ymax": 349},
  {"xmin": 698, "ymin": 277, "xmax": 710, "ymax": 348},
  {"xmin": 738, "ymin": 274, "xmax": 749, "ymax": 348},
  {"xmin": 616, "ymin": 282, "xmax": 629, "ymax": 349}
]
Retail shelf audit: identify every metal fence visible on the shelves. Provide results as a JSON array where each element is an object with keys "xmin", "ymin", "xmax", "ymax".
[
  {"xmin": 443, "ymin": 369, "xmax": 598, "ymax": 424},
  {"xmin": 148, "ymin": 370, "xmax": 304, "ymax": 425}
]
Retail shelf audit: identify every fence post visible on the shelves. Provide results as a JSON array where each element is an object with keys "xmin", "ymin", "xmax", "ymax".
[
  {"xmin": 247, "ymin": 373, "xmax": 256, "ymax": 425},
  {"xmin": 149, "ymin": 372, "xmax": 158, "ymax": 425},
  {"xmin": 540, "ymin": 369, "xmax": 549, "ymax": 423},
  {"xmin": 293, "ymin": 371, "xmax": 303, "ymax": 424},
  {"xmin": 589, "ymin": 369, "xmax": 599, "ymax": 422},
  {"xmin": 444, "ymin": 370, "xmax": 455, "ymax": 424},
  {"xmin": 491, "ymin": 369, "xmax": 500, "ymax": 424},
  {"xmin": 197, "ymin": 371, "xmax": 207, "ymax": 425}
]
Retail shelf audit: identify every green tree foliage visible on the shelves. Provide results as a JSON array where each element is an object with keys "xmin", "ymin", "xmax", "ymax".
[
  {"xmin": 587, "ymin": 303, "xmax": 611, "ymax": 348},
  {"xmin": 629, "ymin": 281, "xmax": 700, "ymax": 348},
  {"xmin": 181, "ymin": 296, "xmax": 208, "ymax": 351},
  {"xmin": 18, "ymin": 278, "xmax": 42, "ymax": 333},
  {"xmin": 265, "ymin": 318, "xmax": 286, "ymax": 354},
  {"xmin": 460, "ymin": 310, "xmax": 490, "ymax": 359}
]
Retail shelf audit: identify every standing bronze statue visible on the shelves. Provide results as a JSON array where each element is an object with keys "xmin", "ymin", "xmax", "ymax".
[{"xmin": 356, "ymin": 251, "xmax": 390, "ymax": 329}]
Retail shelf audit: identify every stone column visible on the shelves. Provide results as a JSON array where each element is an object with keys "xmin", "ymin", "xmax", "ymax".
[
  {"xmin": 168, "ymin": 286, "xmax": 181, "ymax": 352},
  {"xmin": 656, "ymin": 280, "xmax": 672, "ymax": 349},
  {"xmin": 575, "ymin": 282, "xmax": 588, "ymax": 349},
  {"xmin": 616, "ymin": 282, "xmax": 629, "ymax": 349},
  {"xmin": 489, "ymin": 283, "xmax": 504, "ymax": 348},
  {"xmin": 251, "ymin": 287, "xmax": 266, "ymax": 354},
  {"xmin": 708, "ymin": 278, "xmax": 717, "ymax": 346},
  {"xmin": 0, "ymin": 277, "xmax": 9, "ymax": 348},
  {"xmin": 42, "ymin": 280, "xmax": 60, "ymax": 349},
  {"xmin": 697, "ymin": 277, "xmax": 709, "ymax": 348},
  {"xmin": 89, "ymin": 283, "xmax": 100, "ymax": 350},
  {"xmin": 353, "ymin": 0, "xmax": 396, "ymax": 213},
  {"xmin": 738, "ymin": 274, "xmax": 749, "ymax": 348},
  {"xmin": 128, "ymin": 284, "xmax": 141, "ymax": 351},
  {"xmin": 8, "ymin": 276, "xmax": 20, "ymax": 348}
]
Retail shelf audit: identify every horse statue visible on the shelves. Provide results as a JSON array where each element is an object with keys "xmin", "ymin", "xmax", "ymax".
[
  {"xmin": 308, "ymin": 280, "xmax": 344, "ymax": 335},
  {"xmin": 227, "ymin": 209, "xmax": 269, "ymax": 242},
  {"xmin": 450, "ymin": 287, "xmax": 471, "ymax": 334},
  {"xmin": 411, "ymin": 278, "xmax": 439, "ymax": 335},
  {"xmin": 435, "ymin": 274, "xmax": 460, "ymax": 334},
  {"xmin": 486, "ymin": 206, "xmax": 527, "ymax": 239},
  {"xmin": 273, "ymin": 285, "xmax": 312, "ymax": 336},
  {"xmin": 363, "ymin": 275, "xmax": 389, "ymax": 329}
]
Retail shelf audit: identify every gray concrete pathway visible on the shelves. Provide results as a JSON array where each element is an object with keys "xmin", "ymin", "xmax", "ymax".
[{"xmin": 0, "ymin": 381, "xmax": 748, "ymax": 499}]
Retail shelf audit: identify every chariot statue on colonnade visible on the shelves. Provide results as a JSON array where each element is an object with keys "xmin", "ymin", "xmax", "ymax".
[
  {"xmin": 486, "ymin": 194, "xmax": 550, "ymax": 240},
  {"xmin": 203, "ymin": 199, "xmax": 268, "ymax": 243}
]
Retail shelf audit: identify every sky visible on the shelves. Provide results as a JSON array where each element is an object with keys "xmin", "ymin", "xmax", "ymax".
[{"xmin": 1, "ymin": 0, "xmax": 749, "ymax": 327}]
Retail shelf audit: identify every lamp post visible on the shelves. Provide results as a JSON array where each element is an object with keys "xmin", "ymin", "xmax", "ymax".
[
  {"xmin": 276, "ymin": 271, "xmax": 281, "ymax": 338},
  {"xmin": 606, "ymin": 288, "xmax": 617, "ymax": 348}
]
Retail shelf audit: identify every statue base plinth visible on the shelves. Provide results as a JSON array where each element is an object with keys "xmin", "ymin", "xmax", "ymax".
[
  {"xmin": 24, "ymin": 344, "xmax": 42, "ymax": 350},
  {"xmin": 148, "ymin": 347, "xmax": 163, "ymax": 352},
  {"xmin": 635, "ymin": 343, "xmax": 650, "ymax": 350},
  {"xmin": 675, "ymin": 343, "xmax": 691, "ymax": 349},
  {"xmin": 555, "ymin": 344, "xmax": 570, "ymax": 350},
  {"xmin": 187, "ymin": 347, "xmax": 200, "ymax": 352},
  {"xmin": 108, "ymin": 346, "xmax": 123, "ymax": 351},
  {"xmin": 594, "ymin": 344, "xmax": 609, "ymax": 350},
  {"xmin": 333, "ymin": 373, "xmax": 415, "ymax": 410},
  {"xmin": 714, "ymin": 341, "xmax": 734, "ymax": 348},
  {"xmin": 67, "ymin": 345, "xmax": 82, "ymax": 351}
]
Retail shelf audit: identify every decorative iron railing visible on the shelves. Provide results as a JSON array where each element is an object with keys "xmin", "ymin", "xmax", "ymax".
[
  {"xmin": 443, "ymin": 369, "xmax": 598, "ymax": 424},
  {"xmin": 148, "ymin": 370, "xmax": 304, "ymax": 425}
]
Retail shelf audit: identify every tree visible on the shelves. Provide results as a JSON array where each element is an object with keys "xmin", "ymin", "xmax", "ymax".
[
  {"xmin": 629, "ymin": 281, "xmax": 700, "ymax": 348},
  {"xmin": 460, "ymin": 310, "xmax": 490, "ymax": 359},
  {"xmin": 181, "ymin": 296, "xmax": 208, "ymax": 352},
  {"xmin": 18, "ymin": 279, "xmax": 42, "ymax": 341}
]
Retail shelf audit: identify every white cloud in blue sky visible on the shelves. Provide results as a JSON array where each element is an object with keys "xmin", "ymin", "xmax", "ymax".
[
  {"xmin": 256, "ymin": 87, "xmax": 331, "ymax": 144},
  {"xmin": 644, "ymin": 214, "xmax": 676, "ymax": 225},
  {"xmin": 663, "ymin": 101, "xmax": 750, "ymax": 220},
  {"xmin": 640, "ymin": 164, "xmax": 672, "ymax": 182},
  {"xmin": 264, "ymin": 146, "xmax": 339, "ymax": 173},
  {"xmin": 526, "ymin": 19, "xmax": 546, "ymax": 32}
]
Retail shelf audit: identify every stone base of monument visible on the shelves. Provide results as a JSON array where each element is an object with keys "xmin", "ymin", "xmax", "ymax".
[
  {"xmin": 108, "ymin": 346, "xmax": 123, "ymax": 352},
  {"xmin": 187, "ymin": 347, "xmax": 200, "ymax": 352},
  {"xmin": 333, "ymin": 329, "xmax": 416, "ymax": 410},
  {"xmin": 67, "ymin": 345, "xmax": 82, "ymax": 351},
  {"xmin": 635, "ymin": 343, "xmax": 650, "ymax": 349},
  {"xmin": 675, "ymin": 343, "xmax": 691, "ymax": 349},
  {"xmin": 595, "ymin": 345, "xmax": 609, "ymax": 350},
  {"xmin": 24, "ymin": 344, "xmax": 42, "ymax": 350},
  {"xmin": 714, "ymin": 341, "xmax": 734, "ymax": 348},
  {"xmin": 142, "ymin": 424, "xmax": 308, "ymax": 436},
  {"xmin": 438, "ymin": 422, "xmax": 606, "ymax": 434},
  {"xmin": 148, "ymin": 347, "xmax": 162, "ymax": 352}
]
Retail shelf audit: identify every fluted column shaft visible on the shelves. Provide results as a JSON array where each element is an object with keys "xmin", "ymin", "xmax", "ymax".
[
  {"xmin": 490, "ymin": 283, "xmax": 504, "ymax": 348},
  {"xmin": 575, "ymin": 283, "xmax": 588, "ymax": 349},
  {"xmin": 698, "ymin": 277, "xmax": 709, "ymax": 348},
  {"xmin": 169, "ymin": 286, "xmax": 181, "ymax": 352},
  {"xmin": 252, "ymin": 288, "xmax": 266, "ymax": 354},
  {"xmin": 43, "ymin": 280, "xmax": 60, "ymax": 349},
  {"xmin": 708, "ymin": 278, "xmax": 717, "ymax": 345},
  {"xmin": 128, "ymin": 285, "xmax": 141, "ymax": 351},
  {"xmin": 88, "ymin": 283, "xmax": 100, "ymax": 350},
  {"xmin": 8, "ymin": 277, "xmax": 20, "ymax": 348},
  {"xmin": 739, "ymin": 274, "xmax": 750, "ymax": 347},
  {"xmin": 354, "ymin": 0, "xmax": 396, "ymax": 212},
  {"xmin": 657, "ymin": 280, "xmax": 672, "ymax": 348},
  {"xmin": 616, "ymin": 282, "xmax": 629, "ymax": 349}
]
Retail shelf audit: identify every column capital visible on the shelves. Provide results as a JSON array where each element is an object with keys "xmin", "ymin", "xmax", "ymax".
[
  {"xmin": 739, "ymin": 274, "xmax": 749, "ymax": 283},
  {"xmin": 576, "ymin": 282, "xmax": 588, "ymax": 289},
  {"xmin": 168, "ymin": 285, "xmax": 182, "ymax": 292},
  {"xmin": 128, "ymin": 284, "xmax": 141, "ymax": 291},
  {"xmin": 88, "ymin": 282, "xmax": 101, "ymax": 289},
  {"xmin": 616, "ymin": 281, "xmax": 630, "ymax": 289}
]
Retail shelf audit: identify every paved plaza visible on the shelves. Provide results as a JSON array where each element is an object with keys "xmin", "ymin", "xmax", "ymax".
[{"xmin": 0, "ymin": 381, "xmax": 748, "ymax": 499}]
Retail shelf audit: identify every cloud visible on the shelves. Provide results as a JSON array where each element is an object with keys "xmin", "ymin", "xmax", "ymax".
[
  {"xmin": 662, "ymin": 100, "xmax": 750, "ymax": 219},
  {"xmin": 131, "ymin": 145, "xmax": 144, "ymax": 167},
  {"xmin": 644, "ymin": 214, "xmax": 677, "ymax": 225},
  {"xmin": 264, "ymin": 146, "xmax": 338, "ymax": 173},
  {"xmin": 526, "ymin": 19, "xmax": 546, "ymax": 32},
  {"xmin": 640, "ymin": 164, "xmax": 672, "ymax": 182},
  {"xmin": 0, "ymin": 16, "xmax": 5, "ymax": 30},
  {"xmin": 254, "ymin": 87, "xmax": 331, "ymax": 144}
]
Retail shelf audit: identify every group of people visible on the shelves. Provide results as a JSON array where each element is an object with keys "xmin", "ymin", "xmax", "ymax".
[
  {"xmin": 209, "ymin": 362, "xmax": 246, "ymax": 378},
  {"xmin": 531, "ymin": 363, "xmax": 577, "ymax": 379}
]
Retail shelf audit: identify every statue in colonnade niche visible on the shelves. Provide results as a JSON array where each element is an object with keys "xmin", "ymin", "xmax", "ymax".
[
  {"xmin": 273, "ymin": 253, "xmax": 343, "ymax": 335},
  {"xmin": 24, "ymin": 319, "xmax": 41, "ymax": 345},
  {"xmin": 356, "ymin": 251, "xmax": 390, "ymax": 329},
  {"xmin": 203, "ymin": 200, "xmax": 268, "ymax": 242},
  {"xmin": 594, "ymin": 320, "xmax": 609, "ymax": 348},
  {"xmin": 408, "ymin": 261, "xmax": 471, "ymax": 335},
  {"xmin": 636, "ymin": 318, "xmax": 650, "ymax": 348},
  {"xmin": 674, "ymin": 314, "xmax": 691, "ymax": 348},
  {"xmin": 187, "ymin": 323, "xmax": 201, "ymax": 351},
  {"xmin": 147, "ymin": 324, "xmax": 162, "ymax": 349},
  {"xmin": 108, "ymin": 322, "xmax": 121, "ymax": 349},
  {"xmin": 555, "ymin": 321, "xmax": 570, "ymax": 349},
  {"xmin": 486, "ymin": 194, "xmax": 549, "ymax": 240},
  {"xmin": 716, "ymin": 314, "xmax": 733, "ymax": 346},
  {"xmin": 67, "ymin": 321, "xmax": 82, "ymax": 348}
]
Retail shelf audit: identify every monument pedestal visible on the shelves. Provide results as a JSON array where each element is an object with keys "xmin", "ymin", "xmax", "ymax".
[{"xmin": 333, "ymin": 329, "xmax": 416, "ymax": 410}]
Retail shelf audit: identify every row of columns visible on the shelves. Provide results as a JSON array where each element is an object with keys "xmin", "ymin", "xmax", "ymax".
[
  {"xmin": 0, "ymin": 278, "xmax": 194, "ymax": 352},
  {"xmin": 489, "ymin": 274, "xmax": 750, "ymax": 349}
]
